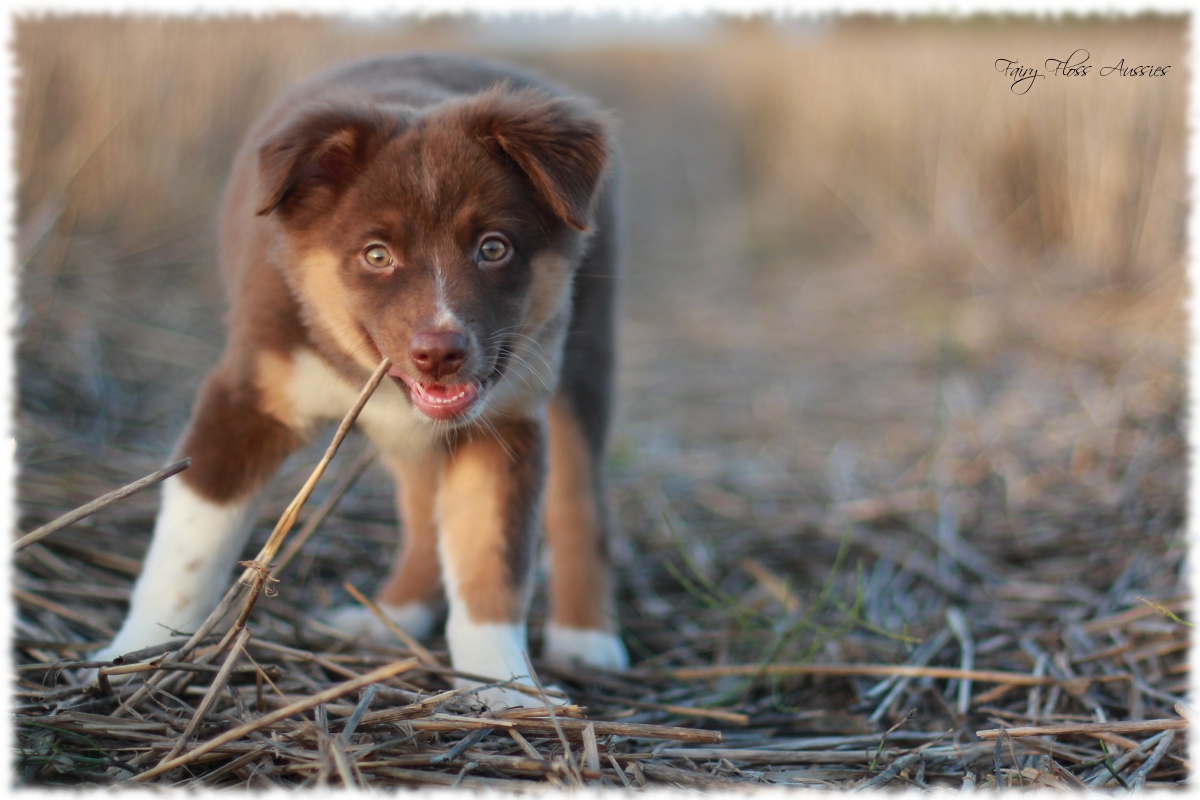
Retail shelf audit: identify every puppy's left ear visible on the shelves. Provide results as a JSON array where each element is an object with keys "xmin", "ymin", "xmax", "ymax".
[
  {"xmin": 458, "ymin": 88, "xmax": 611, "ymax": 232},
  {"xmin": 256, "ymin": 103, "xmax": 398, "ymax": 217}
]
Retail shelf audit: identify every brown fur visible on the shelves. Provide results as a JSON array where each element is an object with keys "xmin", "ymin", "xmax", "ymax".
[
  {"xmin": 176, "ymin": 368, "xmax": 304, "ymax": 503},
  {"xmin": 170, "ymin": 52, "xmax": 622, "ymax": 654},
  {"xmin": 436, "ymin": 418, "xmax": 546, "ymax": 623},
  {"xmin": 544, "ymin": 396, "xmax": 616, "ymax": 630},
  {"xmin": 375, "ymin": 451, "xmax": 443, "ymax": 608}
]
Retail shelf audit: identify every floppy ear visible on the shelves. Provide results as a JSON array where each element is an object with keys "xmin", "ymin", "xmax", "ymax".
[
  {"xmin": 256, "ymin": 104, "xmax": 397, "ymax": 216},
  {"xmin": 457, "ymin": 88, "xmax": 611, "ymax": 232}
]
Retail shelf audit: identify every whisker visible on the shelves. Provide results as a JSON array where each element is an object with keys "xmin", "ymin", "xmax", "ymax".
[
  {"xmin": 502, "ymin": 350, "xmax": 552, "ymax": 395},
  {"xmin": 475, "ymin": 415, "xmax": 518, "ymax": 463}
]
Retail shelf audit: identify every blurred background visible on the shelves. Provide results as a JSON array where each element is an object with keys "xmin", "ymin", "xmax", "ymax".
[{"xmin": 14, "ymin": 15, "xmax": 1186, "ymax": 694}]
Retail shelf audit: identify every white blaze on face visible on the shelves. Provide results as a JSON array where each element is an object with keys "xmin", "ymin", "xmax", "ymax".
[{"xmin": 431, "ymin": 256, "xmax": 462, "ymax": 331}]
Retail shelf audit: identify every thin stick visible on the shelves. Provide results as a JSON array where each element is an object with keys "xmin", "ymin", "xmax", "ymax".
[
  {"xmin": 342, "ymin": 581, "xmax": 440, "ymax": 667},
  {"xmin": 1087, "ymin": 729, "xmax": 1172, "ymax": 787},
  {"xmin": 111, "ymin": 359, "xmax": 390, "ymax": 716},
  {"xmin": 340, "ymin": 684, "xmax": 377, "ymax": 744},
  {"xmin": 397, "ymin": 716, "xmax": 724, "ymax": 743},
  {"xmin": 338, "ymin": 683, "xmax": 474, "ymax": 729},
  {"xmin": 656, "ymin": 748, "xmax": 892, "ymax": 764},
  {"xmin": 338, "ymin": 752, "xmax": 594, "ymax": 778},
  {"xmin": 869, "ymin": 628, "xmax": 952, "ymax": 724},
  {"xmin": 654, "ymin": 662, "xmax": 1119, "ymax": 689},
  {"xmin": 367, "ymin": 766, "xmax": 536, "ymax": 790},
  {"xmin": 204, "ymin": 359, "xmax": 389, "ymax": 678},
  {"xmin": 976, "ymin": 717, "xmax": 1188, "ymax": 740},
  {"xmin": 522, "ymin": 650, "xmax": 577, "ymax": 783},
  {"xmin": 13, "ymin": 589, "xmax": 115, "ymax": 637},
  {"xmin": 1040, "ymin": 755, "xmax": 1089, "ymax": 790},
  {"xmin": 130, "ymin": 656, "xmax": 418, "ymax": 782},
  {"xmin": 853, "ymin": 752, "xmax": 922, "ymax": 792},
  {"xmin": 971, "ymin": 683, "xmax": 1019, "ymax": 706},
  {"xmin": 1078, "ymin": 597, "xmax": 1189, "ymax": 634},
  {"xmin": 638, "ymin": 762, "xmax": 750, "ymax": 790},
  {"xmin": 589, "ymin": 694, "xmax": 750, "ymax": 725},
  {"xmin": 98, "ymin": 653, "xmax": 169, "ymax": 677},
  {"xmin": 236, "ymin": 357, "xmax": 392, "ymax": 603},
  {"xmin": 13, "ymin": 458, "xmax": 191, "ymax": 552},
  {"xmin": 273, "ymin": 449, "xmax": 376, "ymax": 576},
  {"xmin": 581, "ymin": 723, "xmax": 601, "ymax": 777},
  {"xmin": 946, "ymin": 607, "xmax": 974, "ymax": 716},
  {"xmin": 509, "ymin": 729, "xmax": 542, "ymax": 761},
  {"xmin": 158, "ymin": 627, "xmax": 251, "ymax": 765},
  {"xmin": 1126, "ymin": 729, "xmax": 1177, "ymax": 790}
]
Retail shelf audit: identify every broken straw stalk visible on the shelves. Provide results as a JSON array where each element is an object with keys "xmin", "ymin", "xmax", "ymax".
[{"xmin": 102, "ymin": 358, "xmax": 392, "ymax": 715}]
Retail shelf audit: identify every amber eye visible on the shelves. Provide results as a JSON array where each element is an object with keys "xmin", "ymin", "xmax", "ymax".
[
  {"xmin": 477, "ymin": 235, "xmax": 511, "ymax": 265},
  {"xmin": 363, "ymin": 245, "xmax": 394, "ymax": 270}
]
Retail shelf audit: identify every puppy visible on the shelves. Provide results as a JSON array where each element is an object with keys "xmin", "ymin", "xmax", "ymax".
[{"xmin": 94, "ymin": 54, "xmax": 628, "ymax": 709}]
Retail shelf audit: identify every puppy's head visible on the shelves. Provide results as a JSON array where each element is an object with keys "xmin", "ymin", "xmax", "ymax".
[{"xmin": 256, "ymin": 86, "xmax": 610, "ymax": 424}]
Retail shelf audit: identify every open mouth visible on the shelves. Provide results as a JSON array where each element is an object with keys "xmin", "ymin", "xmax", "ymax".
[
  {"xmin": 389, "ymin": 368, "xmax": 481, "ymax": 421},
  {"xmin": 365, "ymin": 330, "xmax": 513, "ymax": 423}
]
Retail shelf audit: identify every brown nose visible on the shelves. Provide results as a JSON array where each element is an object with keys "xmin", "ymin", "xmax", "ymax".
[{"xmin": 409, "ymin": 330, "xmax": 468, "ymax": 379}]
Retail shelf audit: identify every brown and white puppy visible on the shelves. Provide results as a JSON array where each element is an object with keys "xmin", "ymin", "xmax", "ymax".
[{"xmin": 94, "ymin": 54, "xmax": 628, "ymax": 708}]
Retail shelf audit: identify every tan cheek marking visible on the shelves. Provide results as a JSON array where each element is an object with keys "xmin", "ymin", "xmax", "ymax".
[
  {"xmin": 544, "ymin": 396, "xmax": 611, "ymax": 630},
  {"xmin": 525, "ymin": 253, "xmax": 573, "ymax": 330},
  {"xmin": 297, "ymin": 249, "xmax": 376, "ymax": 369},
  {"xmin": 254, "ymin": 349, "xmax": 299, "ymax": 429},
  {"xmin": 485, "ymin": 254, "xmax": 573, "ymax": 416},
  {"xmin": 438, "ymin": 439, "xmax": 519, "ymax": 623}
]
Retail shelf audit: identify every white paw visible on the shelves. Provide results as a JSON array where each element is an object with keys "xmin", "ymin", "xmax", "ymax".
[
  {"xmin": 543, "ymin": 624, "xmax": 629, "ymax": 670},
  {"xmin": 444, "ymin": 618, "xmax": 568, "ymax": 709},
  {"xmin": 323, "ymin": 602, "xmax": 436, "ymax": 643}
]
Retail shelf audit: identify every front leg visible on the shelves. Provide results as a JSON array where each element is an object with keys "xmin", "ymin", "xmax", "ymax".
[
  {"xmin": 95, "ymin": 365, "xmax": 303, "ymax": 662},
  {"xmin": 542, "ymin": 395, "xmax": 629, "ymax": 670},
  {"xmin": 437, "ymin": 416, "xmax": 552, "ymax": 710},
  {"xmin": 326, "ymin": 450, "xmax": 442, "ymax": 641}
]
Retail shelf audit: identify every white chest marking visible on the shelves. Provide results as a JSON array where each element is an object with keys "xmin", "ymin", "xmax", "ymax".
[{"xmin": 286, "ymin": 349, "xmax": 437, "ymax": 457}]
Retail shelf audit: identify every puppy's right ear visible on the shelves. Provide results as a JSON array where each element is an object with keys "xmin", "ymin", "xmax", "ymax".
[{"xmin": 256, "ymin": 104, "xmax": 397, "ymax": 217}]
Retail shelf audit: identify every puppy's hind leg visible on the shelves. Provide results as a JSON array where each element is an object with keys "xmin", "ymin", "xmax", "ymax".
[
  {"xmin": 540, "ymin": 182, "xmax": 629, "ymax": 671},
  {"xmin": 95, "ymin": 365, "xmax": 303, "ymax": 663},
  {"xmin": 325, "ymin": 451, "xmax": 442, "ymax": 642}
]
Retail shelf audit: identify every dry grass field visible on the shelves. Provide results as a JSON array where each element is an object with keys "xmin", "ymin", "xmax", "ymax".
[{"xmin": 13, "ymin": 15, "xmax": 1188, "ymax": 790}]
